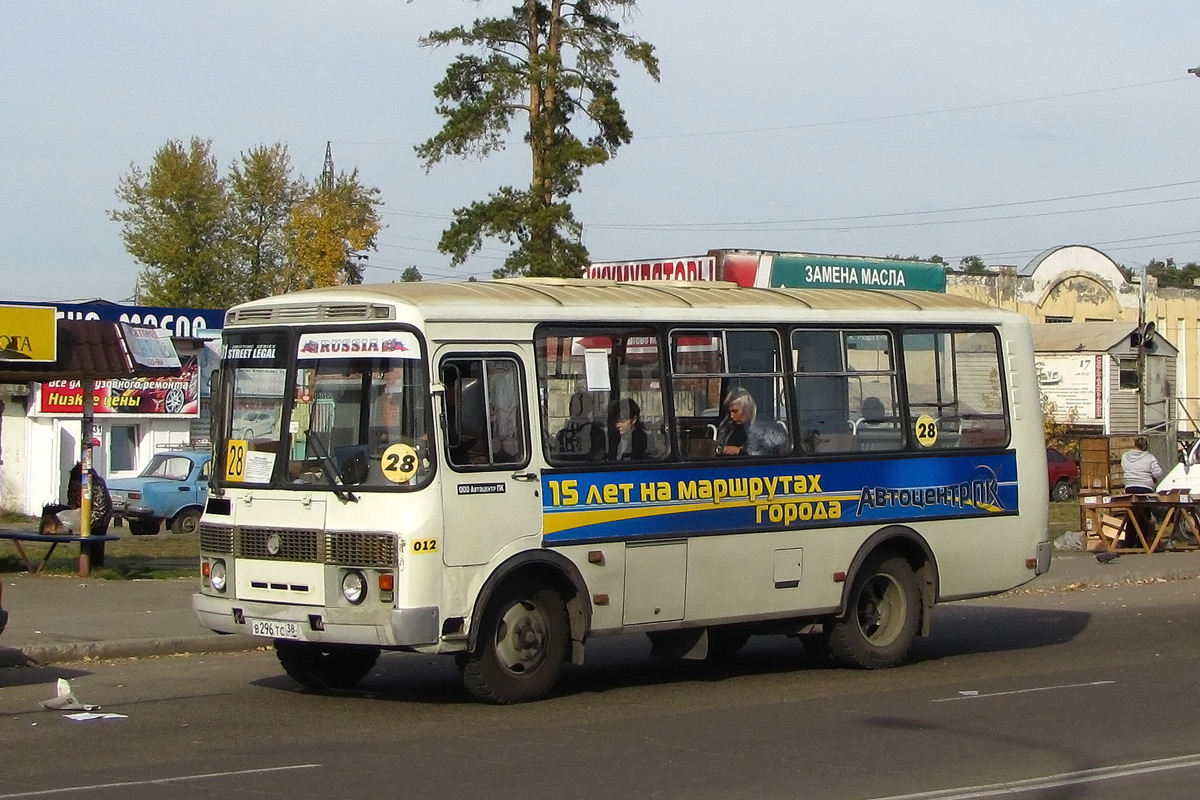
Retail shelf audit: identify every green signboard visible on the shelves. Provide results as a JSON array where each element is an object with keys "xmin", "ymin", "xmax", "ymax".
[{"xmin": 769, "ymin": 254, "xmax": 946, "ymax": 293}]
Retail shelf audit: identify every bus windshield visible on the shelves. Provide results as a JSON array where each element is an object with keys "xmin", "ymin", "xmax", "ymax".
[{"xmin": 220, "ymin": 329, "xmax": 433, "ymax": 489}]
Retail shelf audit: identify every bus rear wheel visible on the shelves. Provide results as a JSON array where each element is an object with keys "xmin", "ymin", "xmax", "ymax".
[
  {"xmin": 828, "ymin": 554, "xmax": 920, "ymax": 670},
  {"xmin": 458, "ymin": 580, "xmax": 569, "ymax": 704},
  {"xmin": 274, "ymin": 640, "xmax": 380, "ymax": 690}
]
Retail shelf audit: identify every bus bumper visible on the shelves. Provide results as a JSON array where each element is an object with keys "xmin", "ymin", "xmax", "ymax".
[{"xmin": 192, "ymin": 593, "xmax": 440, "ymax": 648}]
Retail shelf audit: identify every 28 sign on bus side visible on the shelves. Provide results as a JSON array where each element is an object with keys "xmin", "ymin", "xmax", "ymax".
[{"xmin": 913, "ymin": 415, "xmax": 938, "ymax": 447}]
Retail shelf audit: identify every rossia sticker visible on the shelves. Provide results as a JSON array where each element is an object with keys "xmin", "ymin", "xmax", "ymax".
[{"xmin": 297, "ymin": 331, "xmax": 420, "ymax": 360}]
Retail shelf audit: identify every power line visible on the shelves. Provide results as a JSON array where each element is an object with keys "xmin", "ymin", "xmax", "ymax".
[
  {"xmin": 639, "ymin": 78, "xmax": 1186, "ymax": 140},
  {"xmin": 378, "ymin": 207, "xmax": 454, "ymax": 221},
  {"xmin": 592, "ymin": 195, "xmax": 1200, "ymax": 235},
  {"xmin": 332, "ymin": 77, "xmax": 1187, "ymax": 148},
  {"xmin": 589, "ymin": 181, "xmax": 1200, "ymax": 232},
  {"xmin": 951, "ymin": 230, "xmax": 1200, "ymax": 263},
  {"xmin": 593, "ymin": 179, "xmax": 1200, "ymax": 230}
]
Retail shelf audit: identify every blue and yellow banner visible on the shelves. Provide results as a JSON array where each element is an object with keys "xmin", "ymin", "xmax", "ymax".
[{"xmin": 542, "ymin": 452, "xmax": 1018, "ymax": 544}]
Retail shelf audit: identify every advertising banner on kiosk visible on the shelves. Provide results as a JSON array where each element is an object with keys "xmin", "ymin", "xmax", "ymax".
[{"xmin": 0, "ymin": 304, "xmax": 57, "ymax": 362}]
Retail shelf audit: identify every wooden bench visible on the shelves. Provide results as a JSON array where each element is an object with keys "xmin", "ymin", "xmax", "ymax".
[{"xmin": 0, "ymin": 530, "xmax": 120, "ymax": 574}]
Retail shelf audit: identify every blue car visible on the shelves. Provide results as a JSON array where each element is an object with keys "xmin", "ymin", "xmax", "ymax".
[{"xmin": 108, "ymin": 450, "xmax": 212, "ymax": 535}]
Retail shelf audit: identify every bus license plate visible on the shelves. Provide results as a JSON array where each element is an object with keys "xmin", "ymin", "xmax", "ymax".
[{"xmin": 250, "ymin": 619, "xmax": 304, "ymax": 640}]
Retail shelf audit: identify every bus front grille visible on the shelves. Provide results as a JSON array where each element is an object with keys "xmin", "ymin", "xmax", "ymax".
[
  {"xmin": 326, "ymin": 531, "xmax": 396, "ymax": 567},
  {"xmin": 210, "ymin": 526, "xmax": 397, "ymax": 568},
  {"xmin": 199, "ymin": 523, "xmax": 234, "ymax": 554},
  {"xmin": 239, "ymin": 527, "xmax": 322, "ymax": 561}
]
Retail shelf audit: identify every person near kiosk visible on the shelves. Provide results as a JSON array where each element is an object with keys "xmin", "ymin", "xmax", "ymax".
[{"xmin": 1121, "ymin": 436, "xmax": 1163, "ymax": 549}]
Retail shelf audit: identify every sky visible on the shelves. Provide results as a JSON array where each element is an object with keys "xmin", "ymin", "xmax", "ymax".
[{"xmin": 4, "ymin": 1, "xmax": 1200, "ymax": 304}]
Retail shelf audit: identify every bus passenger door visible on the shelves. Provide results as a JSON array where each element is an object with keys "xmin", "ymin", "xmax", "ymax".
[{"xmin": 437, "ymin": 348, "xmax": 544, "ymax": 567}]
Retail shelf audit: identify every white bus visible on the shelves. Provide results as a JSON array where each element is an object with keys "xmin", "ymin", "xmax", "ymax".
[{"xmin": 194, "ymin": 279, "xmax": 1050, "ymax": 703}]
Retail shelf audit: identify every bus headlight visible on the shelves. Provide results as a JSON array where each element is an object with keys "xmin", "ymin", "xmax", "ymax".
[
  {"xmin": 209, "ymin": 559, "xmax": 227, "ymax": 593},
  {"xmin": 341, "ymin": 570, "xmax": 367, "ymax": 605}
]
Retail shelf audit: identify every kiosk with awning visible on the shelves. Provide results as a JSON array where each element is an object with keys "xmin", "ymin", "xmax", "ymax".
[{"xmin": 0, "ymin": 313, "xmax": 182, "ymax": 576}]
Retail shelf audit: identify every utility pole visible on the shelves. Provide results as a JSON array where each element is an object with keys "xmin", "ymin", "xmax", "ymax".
[
  {"xmin": 319, "ymin": 142, "xmax": 368, "ymax": 284},
  {"xmin": 1137, "ymin": 261, "xmax": 1148, "ymax": 434}
]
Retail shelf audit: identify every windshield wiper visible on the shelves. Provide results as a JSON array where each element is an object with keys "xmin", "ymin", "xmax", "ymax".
[{"xmin": 306, "ymin": 433, "xmax": 359, "ymax": 503}]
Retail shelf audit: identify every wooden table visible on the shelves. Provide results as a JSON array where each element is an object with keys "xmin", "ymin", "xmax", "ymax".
[{"xmin": 1080, "ymin": 493, "xmax": 1200, "ymax": 553}]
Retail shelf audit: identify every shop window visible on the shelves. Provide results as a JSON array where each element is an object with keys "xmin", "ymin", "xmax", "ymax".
[{"xmin": 110, "ymin": 425, "xmax": 139, "ymax": 472}]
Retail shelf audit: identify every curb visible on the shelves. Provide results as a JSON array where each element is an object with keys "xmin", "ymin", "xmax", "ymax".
[
  {"xmin": 1011, "ymin": 565, "xmax": 1200, "ymax": 594},
  {"xmin": 0, "ymin": 633, "xmax": 264, "ymax": 668}
]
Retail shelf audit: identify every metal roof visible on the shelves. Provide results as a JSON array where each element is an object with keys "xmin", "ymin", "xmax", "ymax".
[
  {"xmin": 1030, "ymin": 321, "xmax": 1177, "ymax": 356},
  {"xmin": 1030, "ymin": 321, "xmax": 1137, "ymax": 353},
  {"xmin": 228, "ymin": 278, "xmax": 1005, "ymax": 326},
  {"xmin": 0, "ymin": 320, "xmax": 182, "ymax": 383}
]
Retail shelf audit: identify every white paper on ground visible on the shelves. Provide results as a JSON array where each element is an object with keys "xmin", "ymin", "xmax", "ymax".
[
  {"xmin": 64, "ymin": 712, "xmax": 127, "ymax": 721},
  {"xmin": 39, "ymin": 678, "xmax": 100, "ymax": 712}
]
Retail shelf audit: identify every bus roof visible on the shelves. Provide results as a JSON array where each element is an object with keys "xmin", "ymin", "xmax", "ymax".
[{"xmin": 225, "ymin": 278, "xmax": 1010, "ymax": 327}]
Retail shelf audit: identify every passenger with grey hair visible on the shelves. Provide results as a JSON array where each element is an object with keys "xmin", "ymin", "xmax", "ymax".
[{"xmin": 716, "ymin": 388, "xmax": 787, "ymax": 457}]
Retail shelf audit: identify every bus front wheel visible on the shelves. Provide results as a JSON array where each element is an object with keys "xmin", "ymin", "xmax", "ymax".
[
  {"xmin": 274, "ymin": 640, "xmax": 380, "ymax": 690},
  {"xmin": 827, "ymin": 554, "xmax": 920, "ymax": 670},
  {"xmin": 458, "ymin": 580, "xmax": 569, "ymax": 704}
]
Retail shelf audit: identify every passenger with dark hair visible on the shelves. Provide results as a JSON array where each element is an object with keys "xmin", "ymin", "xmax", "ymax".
[{"xmin": 606, "ymin": 398, "xmax": 648, "ymax": 460}]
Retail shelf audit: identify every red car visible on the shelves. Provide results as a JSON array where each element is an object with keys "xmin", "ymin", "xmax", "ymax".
[{"xmin": 1047, "ymin": 448, "xmax": 1080, "ymax": 501}]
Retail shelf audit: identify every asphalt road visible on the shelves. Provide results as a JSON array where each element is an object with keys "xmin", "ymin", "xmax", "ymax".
[{"xmin": 1, "ymin": 580, "xmax": 1199, "ymax": 800}]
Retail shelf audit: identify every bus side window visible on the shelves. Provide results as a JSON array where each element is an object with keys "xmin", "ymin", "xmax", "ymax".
[
  {"xmin": 902, "ymin": 329, "xmax": 1008, "ymax": 450},
  {"xmin": 535, "ymin": 326, "xmax": 670, "ymax": 465},
  {"xmin": 793, "ymin": 328, "xmax": 900, "ymax": 455},
  {"xmin": 442, "ymin": 357, "xmax": 530, "ymax": 469},
  {"xmin": 672, "ymin": 328, "xmax": 791, "ymax": 460}
]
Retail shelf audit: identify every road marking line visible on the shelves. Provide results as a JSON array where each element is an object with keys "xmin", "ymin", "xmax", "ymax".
[
  {"xmin": 0, "ymin": 763, "xmax": 321, "ymax": 798},
  {"xmin": 932, "ymin": 680, "xmax": 1115, "ymax": 702},
  {"xmin": 862, "ymin": 753, "xmax": 1200, "ymax": 800}
]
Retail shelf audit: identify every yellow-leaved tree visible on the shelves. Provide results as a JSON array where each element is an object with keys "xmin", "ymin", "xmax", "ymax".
[
  {"xmin": 284, "ymin": 168, "xmax": 382, "ymax": 291},
  {"xmin": 113, "ymin": 139, "xmax": 383, "ymax": 305}
]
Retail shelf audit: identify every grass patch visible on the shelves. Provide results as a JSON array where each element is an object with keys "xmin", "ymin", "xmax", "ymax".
[
  {"xmin": 1049, "ymin": 498, "xmax": 1081, "ymax": 539},
  {"xmin": 89, "ymin": 562, "xmax": 199, "ymax": 580},
  {"xmin": 0, "ymin": 510, "xmax": 39, "ymax": 528},
  {"xmin": 0, "ymin": 526, "xmax": 200, "ymax": 579}
]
